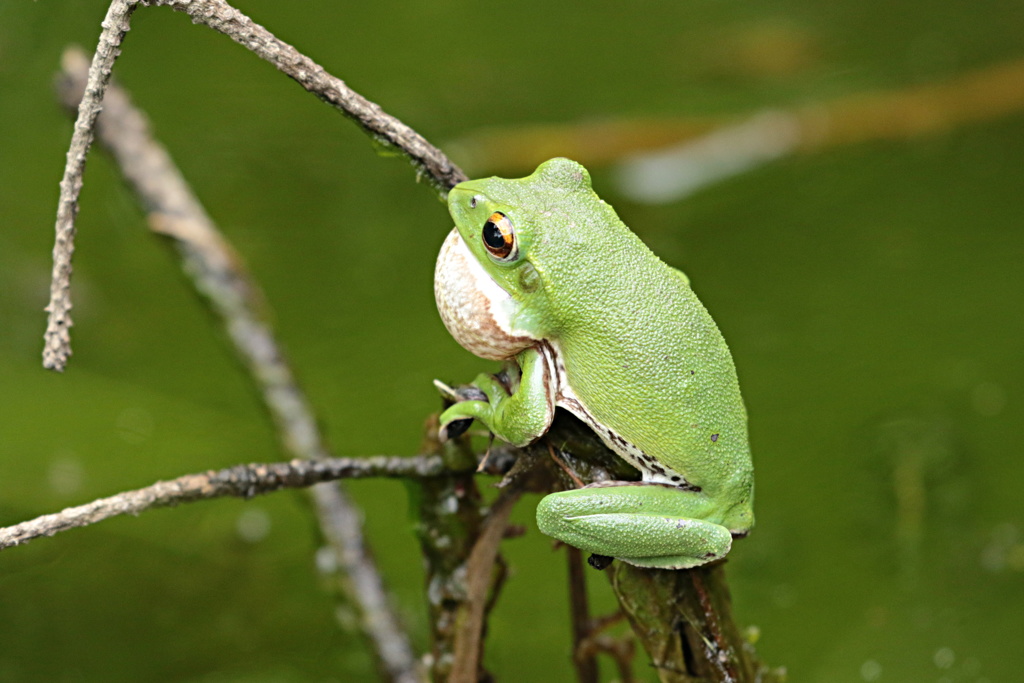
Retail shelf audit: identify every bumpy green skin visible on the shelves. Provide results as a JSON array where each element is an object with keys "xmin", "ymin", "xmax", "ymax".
[{"xmin": 437, "ymin": 158, "xmax": 753, "ymax": 569}]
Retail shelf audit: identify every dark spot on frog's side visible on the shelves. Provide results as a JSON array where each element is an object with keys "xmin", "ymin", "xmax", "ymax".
[{"xmin": 710, "ymin": 433, "xmax": 719, "ymax": 443}]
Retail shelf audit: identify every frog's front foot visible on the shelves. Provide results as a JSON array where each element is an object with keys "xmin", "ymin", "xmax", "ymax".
[
  {"xmin": 437, "ymin": 354, "xmax": 554, "ymax": 447},
  {"xmin": 434, "ymin": 379, "xmax": 489, "ymax": 441},
  {"xmin": 438, "ymin": 400, "xmax": 491, "ymax": 442}
]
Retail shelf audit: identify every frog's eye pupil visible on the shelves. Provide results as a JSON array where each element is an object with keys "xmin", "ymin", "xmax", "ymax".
[
  {"xmin": 483, "ymin": 222, "xmax": 504, "ymax": 249},
  {"xmin": 482, "ymin": 212, "xmax": 516, "ymax": 260}
]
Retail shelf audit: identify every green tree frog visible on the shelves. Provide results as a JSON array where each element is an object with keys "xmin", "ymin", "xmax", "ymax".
[{"xmin": 434, "ymin": 158, "xmax": 754, "ymax": 570}]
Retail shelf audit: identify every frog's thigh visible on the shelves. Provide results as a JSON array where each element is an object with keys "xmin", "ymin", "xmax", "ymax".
[
  {"xmin": 440, "ymin": 345, "xmax": 554, "ymax": 447},
  {"xmin": 536, "ymin": 484, "xmax": 733, "ymax": 570}
]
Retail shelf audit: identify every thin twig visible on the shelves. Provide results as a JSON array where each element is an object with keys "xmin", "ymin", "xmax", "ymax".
[
  {"xmin": 577, "ymin": 635, "xmax": 635, "ymax": 683},
  {"xmin": 0, "ymin": 455, "xmax": 447, "ymax": 551},
  {"xmin": 43, "ymin": 0, "xmax": 139, "ymax": 371},
  {"xmin": 143, "ymin": 0, "xmax": 466, "ymax": 195},
  {"xmin": 567, "ymin": 546, "xmax": 600, "ymax": 683},
  {"xmin": 449, "ymin": 488, "xmax": 523, "ymax": 682},
  {"xmin": 56, "ymin": 46, "xmax": 422, "ymax": 683}
]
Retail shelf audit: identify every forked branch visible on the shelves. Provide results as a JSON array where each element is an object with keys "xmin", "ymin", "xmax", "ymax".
[{"xmin": 43, "ymin": 0, "xmax": 465, "ymax": 371}]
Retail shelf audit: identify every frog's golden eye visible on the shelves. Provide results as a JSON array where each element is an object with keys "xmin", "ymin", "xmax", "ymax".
[{"xmin": 482, "ymin": 212, "xmax": 516, "ymax": 261}]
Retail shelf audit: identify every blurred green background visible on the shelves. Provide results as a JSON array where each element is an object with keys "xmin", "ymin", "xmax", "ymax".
[{"xmin": 2, "ymin": 1, "xmax": 1022, "ymax": 681}]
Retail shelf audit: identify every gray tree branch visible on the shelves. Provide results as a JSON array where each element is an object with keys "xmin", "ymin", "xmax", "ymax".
[
  {"xmin": 0, "ymin": 455, "xmax": 447, "ymax": 552},
  {"xmin": 43, "ymin": 0, "xmax": 138, "ymax": 371},
  {"xmin": 142, "ymin": 0, "xmax": 466, "ymax": 194}
]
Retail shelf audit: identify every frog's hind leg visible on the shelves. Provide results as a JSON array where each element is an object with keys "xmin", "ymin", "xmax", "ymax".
[{"xmin": 536, "ymin": 483, "xmax": 733, "ymax": 570}]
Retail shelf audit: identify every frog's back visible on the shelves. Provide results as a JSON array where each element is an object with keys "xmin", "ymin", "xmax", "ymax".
[{"xmin": 538, "ymin": 202, "xmax": 752, "ymax": 507}]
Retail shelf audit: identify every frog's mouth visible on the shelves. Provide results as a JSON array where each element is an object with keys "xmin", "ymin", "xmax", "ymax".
[{"xmin": 434, "ymin": 228, "xmax": 534, "ymax": 361}]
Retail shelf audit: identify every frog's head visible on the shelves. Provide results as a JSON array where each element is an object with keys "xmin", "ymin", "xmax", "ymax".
[
  {"xmin": 435, "ymin": 159, "xmax": 594, "ymax": 358},
  {"xmin": 446, "ymin": 158, "xmax": 594, "ymax": 293}
]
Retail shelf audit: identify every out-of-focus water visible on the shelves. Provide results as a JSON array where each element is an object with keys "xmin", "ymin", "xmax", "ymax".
[{"xmin": 1, "ymin": 1, "xmax": 1021, "ymax": 680}]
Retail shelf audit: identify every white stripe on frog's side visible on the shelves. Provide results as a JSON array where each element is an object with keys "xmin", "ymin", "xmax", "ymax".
[
  {"xmin": 434, "ymin": 228, "xmax": 535, "ymax": 361},
  {"xmin": 545, "ymin": 340, "xmax": 697, "ymax": 491}
]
